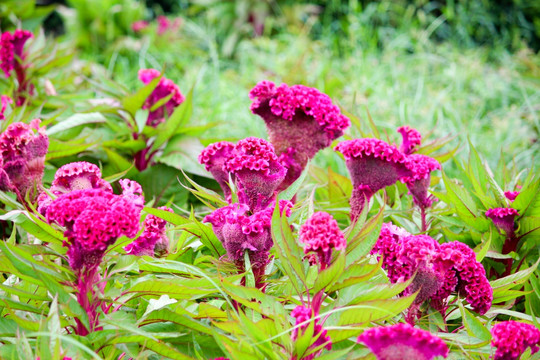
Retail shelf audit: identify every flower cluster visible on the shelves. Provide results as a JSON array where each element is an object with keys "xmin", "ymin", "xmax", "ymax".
[
  {"xmin": 298, "ymin": 212, "xmax": 346, "ymax": 268},
  {"xmin": 250, "ymin": 80, "xmax": 350, "ymax": 190},
  {"xmin": 125, "ymin": 206, "xmax": 173, "ymax": 256},
  {"xmin": 401, "ymin": 154, "xmax": 441, "ymax": 208},
  {"xmin": 491, "ymin": 321, "xmax": 540, "ymax": 360},
  {"xmin": 0, "ymin": 119, "xmax": 48, "ymax": 200},
  {"xmin": 357, "ymin": 323, "xmax": 448, "ymax": 360},
  {"xmin": 291, "ymin": 305, "xmax": 332, "ymax": 360},
  {"xmin": 198, "ymin": 141, "xmax": 236, "ymax": 201},
  {"xmin": 486, "ymin": 207, "xmax": 519, "ymax": 235},
  {"xmin": 157, "ymin": 15, "xmax": 182, "ymax": 35},
  {"xmin": 0, "ymin": 30, "xmax": 34, "ymax": 105},
  {"xmin": 397, "ymin": 126, "xmax": 422, "ymax": 155},
  {"xmin": 504, "ymin": 191, "xmax": 520, "ymax": 202},
  {"xmin": 138, "ymin": 68, "xmax": 185, "ymax": 127}
]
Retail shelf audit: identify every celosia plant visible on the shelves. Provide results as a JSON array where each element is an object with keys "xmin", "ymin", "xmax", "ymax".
[
  {"xmin": 0, "ymin": 119, "xmax": 48, "ymax": 202},
  {"xmin": 198, "ymin": 141, "xmax": 236, "ymax": 202},
  {"xmin": 125, "ymin": 206, "xmax": 172, "ymax": 256},
  {"xmin": 0, "ymin": 29, "xmax": 34, "ymax": 105},
  {"xmin": 397, "ymin": 126, "xmax": 422, "ymax": 155},
  {"xmin": 504, "ymin": 190, "xmax": 520, "ymax": 202},
  {"xmin": 250, "ymin": 80, "xmax": 350, "ymax": 191},
  {"xmin": 291, "ymin": 305, "xmax": 332, "ymax": 360},
  {"xmin": 335, "ymin": 138, "xmax": 412, "ymax": 220},
  {"xmin": 357, "ymin": 323, "xmax": 449, "ymax": 360},
  {"xmin": 491, "ymin": 321, "xmax": 540, "ymax": 360},
  {"xmin": 485, "ymin": 207, "xmax": 520, "ymax": 275}
]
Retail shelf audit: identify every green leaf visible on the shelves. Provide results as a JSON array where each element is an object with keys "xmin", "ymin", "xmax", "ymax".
[
  {"xmin": 46, "ymin": 112, "xmax": 106, "ymax": 136},
  {"xmin": 313, "ymin": 252, "xmax": 345, "ymax": 294},
  {"xmin": 459, "ymin": 302, "xmax": 491, "ymax": 342},
  {"xmin": 491, "ymin": 259, "xmax": 539, "ymax": 294},
  {"xmin": 277, "ymin": 167, "xmax": 308, "ymax": 201},
  {"xmin": 122, "ymin": 75, "xmax": 161, "ymax": 117}
]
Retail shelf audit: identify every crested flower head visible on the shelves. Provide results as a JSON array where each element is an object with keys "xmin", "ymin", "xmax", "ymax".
[
  {"xmin": 0, "ymin": 119, "xmax": 48, "ymax": 199},
  {"xmin": 401, "ymin": 154, "xmax": 441, "ymax": 208},
  {"xmin": 125, "ymin": 206, "xmax": 172, "ymax": 256},
  {"xmin": 504, "ymin": 191, "xmax": 520, "ymax": 202},
  {"xmin": 138, "ymin": 69, "xmax": 185, "ymax": 127},
  {"xmin": 371, "ymin": 222, "xmax": 411, "ymax": 270},
  {"xmin": 397, "ymin": 126, "xmax": 422, "ymax": 155},
  {"xmin": 131, "ymin": 20, "xmax": 149, "ymax": 32},
  {"xmin": 46, "ymin": 188, "xmax": 142, "ymax": 270},
  {"xmin": 198, "ymin": 141, "xmax": 236, "ymax": 201},
  {"xmin": 485, "ymin": 207, "xmax": 519, "ymax": 235},
  {"xmin": 0, "ymin": 29, "xmax": 33, "ymax": 77},
  {"xmin": 225, "ymin": 137, "xmax": 286, "ymax": 211},
  {"xmin": 119, "ymin": 178, "xmax": 145, "ymax": 210},
  {"xmin": 334, "ymin": 138, "xmax": 411, "ymax": 219},
  {"xmin": 298, "ymin": 212, "xmax": 346, "ymax": 268},
  {"xmin": 357, "ymin": 323, "xmax": 448, "ymax": 360},
  {"xmin": 0, "ymin": 95, "xmax": 12, "ymax": 120},
  {"xmin": 249, "ymin": 80, "xmax": 350, "ymax": 190},
  {"xmin": 157, "ymin": 15, "xmax": 181, "ymax": 35},
  {"xmin": 491, "ymin": 321, "xmax": 540, "ymax": 360},
  {"xmin": 291, "ymin": 305, "xmax": 332, "ymax": 360}
]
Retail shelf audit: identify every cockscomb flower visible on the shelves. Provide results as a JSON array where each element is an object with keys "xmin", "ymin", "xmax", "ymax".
[
  {"xmin": 491, "ymin": 321, "xmax": 540, "ymax": 360},
  {"xmin": 125, "ymin": 206, "xmax": 172, "ymax": 256},
  {"xmin": 249, "ymin": 80, "xmax": 350, "ymax": 191},
  {"xmin": 119, "ymin": 178, "xmax": 145, "ymax": 210},
  {"xmin": 157, "ymin": 15, "xmax": 182, "ymax": 35},
  {"xmin": 37, "ymin": 161, "xmax": 113, "ymax": 215},
  {"xmin": 504, "ymin": 191, "xmax": 520, "ymax": 202},
  {"xmin": 198, "ymin": 141, "xmax": 236, "ymax": 201},
  {"xmin": 485, "ymin": 207, "xmax": 519, "ymax": 235},
  {"xmin": 131, "ymin": 20, "xmax": 149, "ymax": 32},
  {"xmin": 138, "ymin": 69, "xmax": 185, "ymax": 127},
  {"xmin": 46, "ymin": 188, "xmax": 142, "ymax": 271},
  {"xmin": 291, "ymin": 305, "xmax": 332, "ymax": 360},
  {"xmin": 334, "ymin": 138, "xmax": 412, "ymax": 220},
  {"xmin": 0, "ymin": 95, "xmax": 12, "ymax": 120},
  {"xmin": 298, "ymin": 212, "xmax": 346, "ymax": 269},
  {"xmin": 371, "ymin": 222, "xmax": 411, "ymax": 271},
  {"xmin": 0, "ymin": 29, "xmax": 33, "ymax": 77},
  {"xmin": 397, "ymin": 126, "xmax": 422, "ymax": 155},
  {"xmin": 401, "ymin": 154, "xmax": 441, "ymax": 208},
  {"xmin": 357, "ymin": 323, "xmax": 448, "ymax": 360},
  {"xmin": 225, "ymin": 137, "xmax": 286, "ymax": 212},
  {"xmin": 0, "ymin": 119, "xmax": 48, "ymax": 200}
]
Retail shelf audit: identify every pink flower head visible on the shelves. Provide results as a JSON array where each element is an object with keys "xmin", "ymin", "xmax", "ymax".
[
  {"xmin": 138, "ymin": 69, "xmax": 185, "ymax": 127},
  {"xmin": 486, "ymin": 207, "xmax": 519, "ymax": 235},
  {"xmin": 371, "ymin": 222, "xmax": 411, "ymax": 270},
  {"xmin": 0, "ymin": 30, "xmax": 33, "ymax": 77},
  {"xmin": 225, "ymin": 137, "xmax": 286, "ymax": 212},
  {"xmin": 0, "ymin": 119, "xmax": 48, "ymax": 199},
  {"xmin": 0, "ymin": 95, "xmax": 12, "ymax": 120},
  {"xmin": 291, "ymin": 305, "xmax": 332, "ymax": 360},
  {"xmin": 334, "ymin": 138, "xmax": 412, "ymax": 220},
  {"xmin": 491, "ymin": 321, "xmax": 540, "ymax": 360},
  {"xmin": 298, "ymin": 212, "xmax": 346, "ymax": 268},
  {"xmin": 156, "ymin": 16, "xmax": 181, "ymax": 35},
  {"xmin": 37, "ymin": 161, "xmax": 113, "ymax": 215},
  {"xmin": 249, "ymin": 80, "xmax": 350, "ymax": 191},
  {"xmin": 119, "ymin": 178, "xmax": 144, "ymax": 210},
  {"xmin": 401, "ymin": 154, "xmax": 441, "ymax": 208},
  {"xmin": 357, "ymin": 323, "xmax": 448, "ymax": 360},
  {"xmin": 397, "ymin": 126, "xmax": 422, "ymax": 155},
  {"xmin": 46, "ymin": 188, "xmax": 142, "ymax": 270},
  {"xmin": 198, "ymin": 141, "xmax": 236, "ymax": 201},
  {"xmin": 125, "ymin": 206, "xmax": 172, "ymax": 256},
  {"xmin": 504, "ymin": 191, "xmax": 520, "ymax": 202},
  {"xmin": 433, "ymin": 241, "xmax": 492, "ymax": 315},
  {"xmin": 131, "ymin": 20, "xmax": 149, "ymax": 32}
]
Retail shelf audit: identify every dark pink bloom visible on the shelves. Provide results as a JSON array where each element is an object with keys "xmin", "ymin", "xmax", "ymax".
[
  {"xmin": 371, "ymin": 222, "xmax": 411, "ymax": 272},
  {"xmin": 397, "ymin": 126, "xmax": 422, "ymax": 155},
  {"xmin": 131, "ymin": 20, "xmax": 149, "ymax": 32},
  {"xmin": 291, "ymin": 305, "xmax": 332, "ymax": 360},
  {"xmin": 157, "ymin": 16, "xmax": 181, "ymax": 35},
  {"xmin": 298, "ymin": 212, "xmax": 346, "ymax": 268},
  {"xmin": 125, "ymin": 206, "xmax": 172, "ymax": 256},
  {"xmin": 250, "ymin": 81, "xmax": 350, "ymax": 191},
  {"xmin": 225, "ymin": 137, "xmax": 286, "ymax": 212},
  {"xmin": 401, "ymin": 154, "xmax": 440, "ymax": 208},
  {"xmin": 0, "ymin": 95, "xmax": 12, "ymax": 120},
  {"xmin": 0, "ymin": 119, "xmax": 48, "ymax": 200},
  {"xmin": 138, "ymin": 69, "xmax": 185, "ymax": 127},
  {"xmin": 0, "ymin": 30, "xmax": 33, "ymax": 77},
  {"xmin": 198, "ymin": 141, "xmax": 236, "ymax": 201},
  {"xmin": 504, "ymin": 191, "xmax": 520, "ymax": 202},
  {"xmin": 119, "ymin": 178, "xmax": 144, "ymax": 210},
  {"xmin": 486, "ymin": 207, "xmax": 519, "ymax": 235},
  {"xmin": 357, "ymin": 323, "xmax": 448, "ymax": 360},
  {"xmin": 491, "ymin": 321, "xmax": 540, "ymax": 360},
  {"xmin": 334, "ymin": 138, "xmax": 412, "ymax": 220},
  {"xmin": 46, "ymin": 188, "xmax": 142, "ymax": 271}
]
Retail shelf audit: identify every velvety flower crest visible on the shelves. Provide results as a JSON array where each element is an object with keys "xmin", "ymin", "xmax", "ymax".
[
  {"xmin": 491, "ymin": 321, "xmax": 540, "ymax": 360},
  {"xmin": 298, "ymin": 212, "xmax": 346, "ymax": 267},
  {"xmin": 0, "ymin": 29, "xmax": 33, "ymax": 77},
  {"xmin": 119, "ymin": 178, "xmax": 145, "ymax": 210},
  {"xmin": 138, "ymin": 69, "xmax": 185, "ymax": 127},
  {"xmin": 357, "ymin": 323, "xmax": 448, "ymax": 360},
  {"xmin": 198, "ymin": 141, "xmax": 236, "ymax": 201},
  {"xmin": 125, "ymin": 206, "xmax": 172, "ymax": 256},
  {"xmin": 401, "ymin": 154, "xmax": 441, "ymax": 208},
  {"xmin": 486, "ymin": 207, "xmax": 519, "ymax": 235},
  {"xmin": 397, "ymin": 126, "xmax": 422, "ymax": 155},
  {"xmin": 291, "ymin": 305, "xmax": 332, "ymax": 360},
  {"xmin": 504, "ymin": 191, "xmax": 520, "ymax": 202}
]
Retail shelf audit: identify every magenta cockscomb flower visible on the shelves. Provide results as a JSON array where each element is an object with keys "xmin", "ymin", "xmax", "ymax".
[
  {"xmin": 358, "ymin": 323, "xmax": 448, "ymax": 360},
  {"xmin": 432, "ymin": 241, "xmax": 492, "ymax": 315},
  {"xmin": 504, "ymin": 191, "xmax": 520, "ymax": 202},
  {"xmin": 225, "ymin": 137, "xmax": 286, "ymax": 212},
  {"xmin": 125, "ymin": 206, "xmax": 172, "ymax": 256},
  {"xmin": 291, "ymin": 305, "xmax": 332, "ymax": 360},
  {"xmin": 335, "ymin": 138, "xmax": 412, "ymax": 220},
  {"xmin": 0, "ymin": 119, "xmax": 48, "ymax": 201},
  {"xmin": 250, "ymin": 81, "xmax": 350, "ymax": 191},
  {"xmin": 402, "ymin": 154, "xmax": 441, "ymax": 209},
  {"xmin": 131, "ymin": 20, "xmax": 149, "ymax": 32},
  {"xmin": 371, "ymin": 222, "xmax": 411, "ymax": 273},
  {"xmin": 486, "ymin": 207, "xmax": 519, "ymax": 235},
  {"xmin": 491, "ymin": 321, "xmax": 540, "ymax": 360},
  {"xmin": 0, "ymin": 29, "xmax": 33, "ymax": 77},
  {"xmin": 0, "ymin": 95, "xmax": 12, "ymax": 120},
  {"xmin": 138, "ymin": 69, "xmax": 185, "ymax": 127},
  {"xmin": 397, "ymin": 126, "xmax": 422, "ymax": 155},
  {"xmin": 157, "ymin": 16, "xmax": 181, "ymax": 35},
  {"xmin": 298, "ymin": 212, "xmax": 346, "ymax": 269},
  {"xmin": 199, "ymin": 141, "xmax": 236, "ymax": 201}
]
